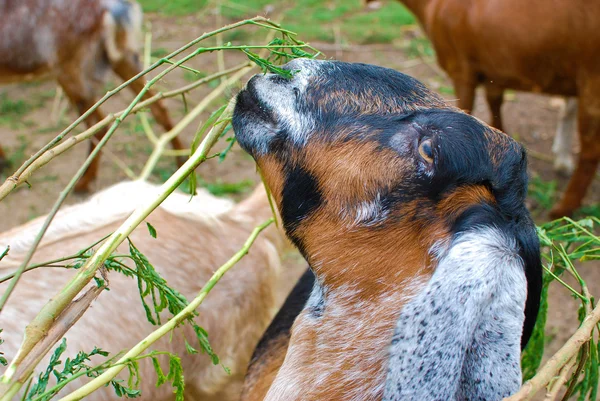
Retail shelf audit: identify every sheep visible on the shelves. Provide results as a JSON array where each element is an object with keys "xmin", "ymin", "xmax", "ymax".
[
  {"xmin": 0, "ymin": 0, "xmax": 184, "ymax": 192},
  {"xmin": 0, "ymin": 180, "xmax": 303, "ymax": 400},
  {"xmin": 232, "ymin": 58, "xmax": 541, "ymax": 400}
]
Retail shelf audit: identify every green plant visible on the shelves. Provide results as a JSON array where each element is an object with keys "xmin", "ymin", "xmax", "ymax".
[
  {"xmin": 0, "ymin": 17, "xmax": 318, "ymax": 401},
  {"xmin": 517, "ymin": 217, "xmax": 600, "ymax": 400}
]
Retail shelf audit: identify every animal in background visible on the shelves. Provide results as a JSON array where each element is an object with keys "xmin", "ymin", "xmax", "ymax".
[
  {"xmin": 552, "ymin": 98, "xmax": 578, "ymax": 175},
  {"xmin": 233, "ymin": 59, "xmax": 541, "ymax": 400},
  {"xmin": 367, "ymin": 0, "xmax": 599, "ymax": 218},
  {"xmin": 0, "ymin": 180, "xmax": 303, "ymax": 400},
  {"xmin": 0, "ymin": 0, "xmax": 185, "ymax": 192}
]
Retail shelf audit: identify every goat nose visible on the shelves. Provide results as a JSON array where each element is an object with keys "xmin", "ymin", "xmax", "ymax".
[
  {"xmin": 247, "ymin": 74, "xmax": 262, "ymax": 90},
  {"xmin": 268, "ymin": 73, "xmax": 291, "ymax": 84}
]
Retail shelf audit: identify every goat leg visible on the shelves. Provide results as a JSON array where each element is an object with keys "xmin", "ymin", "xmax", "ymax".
[{"xmin": 550, "ymin": 107, "xmax": 600, "ymax": 218}]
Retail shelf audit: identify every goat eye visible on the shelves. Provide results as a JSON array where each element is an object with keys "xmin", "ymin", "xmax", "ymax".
[
  {"xmin": 293, "ymin": 87, "xmax": 300, "ymax": 97},
  {"xmin": 418, "ymin": 139, "xmax": 434, "ymax": 163}
]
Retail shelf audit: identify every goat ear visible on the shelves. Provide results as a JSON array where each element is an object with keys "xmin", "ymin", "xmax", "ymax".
[
  {"xmin": 509, "ymin": 215, "xmax": 542, "ymax": 349},
  {"xmin": 450, "ymin": 201, "xmax": 542, "ymax": 350},
  {"xmin": 384, "ymin": 226, "xmax": 527, "ymax": 400}
]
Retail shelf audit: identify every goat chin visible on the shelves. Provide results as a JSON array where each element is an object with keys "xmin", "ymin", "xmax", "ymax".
[{"xmin": 0, "ymin": 180, "xmax": 303, "ymax": 401}]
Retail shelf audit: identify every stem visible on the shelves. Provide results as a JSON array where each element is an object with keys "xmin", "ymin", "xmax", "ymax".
[
  {"xmin": 0, "ymin": 247, "xmax": 8, "ymax": 263},
  {"xmin": 0, "ymin": 16, "xmax": 294, "ymax": 202},
  {"xmin": 0, "ymin": 285, "xmax": 106, "ymax": 401},
  {"xmin": 0, "ymin": 100, "xmax": 236, "ymax": 398},
  {"xmin": 6, "ymin": 17, "xmax": 277, "ymax": 180},
  {"xmin": 139, "ymin": 67, "xmax": 251, "ymax": 180},
  {"xmin": 504, "ymin": 302, "xmax": 600, "ymax": 401},
  {"xmin": 0, "ymin": 40, "xmax": 215, "ymax": 314},
  {"xmin": 0, "ymin": 233, "xmax": 111, "ymax": 284},
  {"xmin": 0, "ymin": 63, "xmax": 251, "ymax": 202},
  {"xmin": 543, "ymin": 356, "xmax": 576, "ymax": 401},
  {"xmin": 58, "ymin": 218, "xmax": 274, "ymax": 401}
]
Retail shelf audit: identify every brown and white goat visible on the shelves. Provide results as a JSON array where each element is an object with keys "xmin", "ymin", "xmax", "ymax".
[
  {"xmin": 0, "ymin": 0, "xmax": 184, "ymax": 191},
  {"xmin": 0, "ymin": 180, "xmax": 301, "ymax": 400},
  {"xmin": 368, "ymin": 0, "xmax": 600, "ymax": 217},
  {"xmin": 233, "ymin": 59, "xmax": 541, "ymax": 400}
]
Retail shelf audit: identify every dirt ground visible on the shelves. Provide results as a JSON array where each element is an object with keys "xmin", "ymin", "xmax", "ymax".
[{"xmin": 1, "ymin": 11, "xmax": 598, "ymax": 394}]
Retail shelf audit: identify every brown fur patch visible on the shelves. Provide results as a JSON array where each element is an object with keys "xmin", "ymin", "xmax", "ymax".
[
  {"xmin": 437, "ymin": 185, "xmax": 496, "ymax": 219},
  {"xmin": 241, "ymin": 334, "xmax": 291, "ymax": 401}
]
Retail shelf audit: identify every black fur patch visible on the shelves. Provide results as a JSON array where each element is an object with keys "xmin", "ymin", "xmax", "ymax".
[
  {"xmin": 248, "ymin": 268, "xmax": 315, "ymax": 367},
  {"xmin": 280, "ymin": 165, "xmax": 323, "ymax": 253}
]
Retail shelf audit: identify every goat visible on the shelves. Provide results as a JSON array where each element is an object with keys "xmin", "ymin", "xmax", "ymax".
[
  {"xmin": 0, "ymin": 180, "xmax": 302, "ymax": 400},
  {"xmin": 366, "ymin": 0, "xmax": 599, "ymax": 218},
  {"xmin": 232, "ymin": 59, "xmax": 542, "ymax": 400},
  {"xmin": 0, "ymin": 0, "xmax": 185, "ymax": 192}
]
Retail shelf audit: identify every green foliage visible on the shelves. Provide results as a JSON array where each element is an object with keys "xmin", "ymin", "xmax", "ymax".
[
  {"xmin": 219, "ymin": 0, "xmax": 415, "ymax": 44},
  {"xmin": 189, "ymin": 104, "xmax": 228, "ymax": 196},
  {"xmin": 521, "ymin": 265, "xmax": 550, "ymax": 381},
  {"xmin": 151, "ymin": 355, "xmax": 185, "ymax": 400},
  {"xmin": 25, "ymin": 338, "xmax": 189, "ymax": 401},
  {"xmin": 521, "ymin": 217, "xmax": 600, "ymax": 399},
  {"xmin": 0, "ymin": 330, "xmax": 6, "ymax": 367},
  {"xmin": 138, "ymin": 0, "xmax": 416, "ymax": 44},
  {"xmin": 198, "ymin": 178, "xmax": 254, "ymax": 196},
  {"xmin": 528, "ymin": 175, "xmax": 559, "ymax": 211},
  {"xmin": 25, "ymin": 339, "xmax": 120, "ymax": 401},
  {"xmin": 0, "ymin": 92, "xmax": 30, "ymax": 117},
  {"xmin": 146, "ymin": 222, "xmax": 158, "ymax": 239},
  {"xmin": 239, "ymin": 35, "xmax": 320, "ymax": 79},
  {"xmin": 406, "ymin": 36, "xmax": 435, "ymax": 58},
  {"xmin": 126, "ymin": 240, "xmax": 190, "ymax": 326},
  {"xmin": 137, "ymin": 0, "xmax": 208, "ymax": 15}
]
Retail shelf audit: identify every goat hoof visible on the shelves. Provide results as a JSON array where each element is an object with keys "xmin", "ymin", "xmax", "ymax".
[{"xmin": 553, "ymin": 158, "xmax": 575, "ymax": 176}]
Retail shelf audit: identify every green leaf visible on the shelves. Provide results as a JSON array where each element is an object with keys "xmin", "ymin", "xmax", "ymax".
[
  {"xmin": 146, "ymin": 222, "xmax": 157, "ymax": 239},
  {"xmin": 151, "ymin": 356, "xmax": 168, "ymax": 387},
  {"xmin": 184, "ymin": 339, "xmax": 199, "ymax": 355},
  {"xmin": 27, "ymin": 338, "xmax": 67, "ymax": 400},
  {"xmin": 166, "ymin": 355, "xmax": 185, "ymax": 401},
  {"xmin": 188, "ymin": 104, "xmax": 228, "ymax": 197}
]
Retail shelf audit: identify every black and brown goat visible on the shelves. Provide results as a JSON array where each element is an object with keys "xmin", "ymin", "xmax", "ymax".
[
  {"xmin": 0, "ymin": 0, "xmax": 185, "ymax": 191},
  {"xmin": 233, "ymin": 59, "xmax": 542, "ymax": 400}
]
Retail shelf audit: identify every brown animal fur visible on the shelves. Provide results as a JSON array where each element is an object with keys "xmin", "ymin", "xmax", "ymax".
[
  {"xmin": 373, "ymin": 0, "xmax": 600, "ymax": 217},
  {"xmin": 0, "ymin": 181, "xmax": 302, "ymax": 400},
  {"xmin": 0, "ymin": 0, "xmax": 184, "ymax": 191}
]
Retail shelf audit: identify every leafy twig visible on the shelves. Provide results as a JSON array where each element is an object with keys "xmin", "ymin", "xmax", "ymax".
[{"xmin": 58, "ymin": 218, "xmax": 274, "ymax": 401}]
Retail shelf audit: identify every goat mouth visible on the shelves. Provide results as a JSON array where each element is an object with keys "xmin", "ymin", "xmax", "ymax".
[{"xmin": 235, "ymin": 77, "xmax": 276, "ymax": 125}]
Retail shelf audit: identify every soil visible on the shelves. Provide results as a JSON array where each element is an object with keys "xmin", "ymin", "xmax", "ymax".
[{"xmin": 0, "ymin": 10, "xmax": 598, "ymax": 396}]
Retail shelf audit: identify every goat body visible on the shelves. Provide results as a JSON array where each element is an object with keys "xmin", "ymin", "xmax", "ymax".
[
  {"xmin": 0, "ymin": 180, "xmax": 300, "ymax": 400},
  {"xmin": 0, "ymin": 0, "xmax": 184, "ymax": 191},
  {"xmin": 378, "ymin": 0, "xmax": 600, "ymax": 217},
  {"xmin": 233, "ymin": 59, "xmax": 541, "ymax": 400}
]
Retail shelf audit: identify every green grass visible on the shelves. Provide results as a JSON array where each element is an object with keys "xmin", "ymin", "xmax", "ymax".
[
  {"xmin": 138, "ymin": 0, "xmax": 416, "ymax": 44},
  {"xmin": 528, "ymin": 174, "xmax": 600, "ymax": 220},
  {"xmin": 0, "ymin": 92, "xmax": 33, "ymax": 128},
  {"xmin": 0, "ymin": 92, "xmax": 30, "ymax": 117},
  {"xmin": 137, "ymin": 0, "xmax": 208, "ymax": 15}
]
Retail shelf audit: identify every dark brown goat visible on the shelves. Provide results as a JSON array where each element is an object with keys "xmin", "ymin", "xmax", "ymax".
[{"xmin": 0, "ymin": 0, "xmax": 185, "ymax": 191}]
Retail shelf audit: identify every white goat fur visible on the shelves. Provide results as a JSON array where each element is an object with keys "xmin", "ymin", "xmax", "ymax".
[
  {"xmin": 0, "ymin": 180, "xmax": 298, "ymax": 401},
  {"xmin": 552, "ymin": 97, "xmax": 578, "ymax": 175}
]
